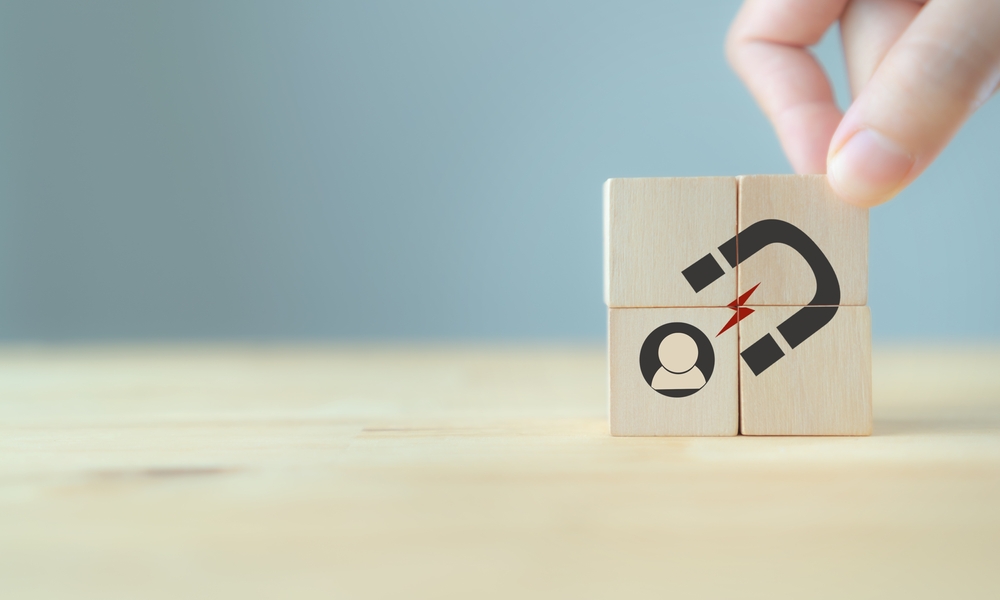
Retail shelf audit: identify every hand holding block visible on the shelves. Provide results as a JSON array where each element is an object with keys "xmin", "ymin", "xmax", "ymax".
[
  {"xmin": 738, "ymin": 306, "xmax": 872, "ymax": 435},
  {"xmin": 604, "ymin": 177, "xmax": 736, "ymax": 308},
  {"xmin": 609, "ymin": 307, "xmax": 738, "ymax": 436},
  {"xmin": 737, "ymin": 174, "xmax": 868, "ymax": 306}
]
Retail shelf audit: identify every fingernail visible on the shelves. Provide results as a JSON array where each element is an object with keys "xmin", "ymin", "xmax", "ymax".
[{"xmin": 828, "ymin": 128, "xmax": 913, "ymax": 206}]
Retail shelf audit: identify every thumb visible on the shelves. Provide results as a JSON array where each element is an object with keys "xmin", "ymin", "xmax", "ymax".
[{"xmin": 827, "ymin": 0, "xmax": 1000, "ymax": 207}]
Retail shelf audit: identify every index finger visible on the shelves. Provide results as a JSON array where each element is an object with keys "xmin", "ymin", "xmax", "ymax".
[{"xmin": 726, "ymin": 0, "xmax": 849, "ymax": 173}]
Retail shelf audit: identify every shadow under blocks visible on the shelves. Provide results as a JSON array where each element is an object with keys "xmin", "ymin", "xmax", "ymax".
[{"xmin": 605, "ymin": 175, "xmax": 870, "ymax": 436}]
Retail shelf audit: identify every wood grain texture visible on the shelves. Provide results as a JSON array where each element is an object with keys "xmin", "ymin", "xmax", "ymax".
[
  {"xmin": 740, "ymin": 306, "xmax": 872, "ymax": 435},
  {"xmin": 2, "ymin": 344, "xmax": 1000, "ymax": 599},
  {"xmin": 609, "ymin": 308, "xmax": 738, "ymax": 436},
  {"xmin": 738, "ymin": 174, "xmax": 868, "ymax": 306},
  {"xmin": 605, "ymin": 177, "xmax": 736, "ymax": 307}
]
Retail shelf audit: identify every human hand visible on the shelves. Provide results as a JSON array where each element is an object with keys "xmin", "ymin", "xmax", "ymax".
[{"xmin": 726, "ymin": 0, "xmax": 1000, "ymax": 206}]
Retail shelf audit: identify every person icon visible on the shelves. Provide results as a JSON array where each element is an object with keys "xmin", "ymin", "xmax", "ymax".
[
  {"xmin": 639, "ymin": 322, "xmax": 715, "ymax": 398},
  {"xmin": 650, "ymin": 332, "xmax": 707, "ymax": 393}
]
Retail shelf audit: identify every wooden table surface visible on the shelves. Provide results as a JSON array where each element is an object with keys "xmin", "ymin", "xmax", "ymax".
[{"xmin": 2, "ymin": 344, "xmax": 999, "ymax": 599}]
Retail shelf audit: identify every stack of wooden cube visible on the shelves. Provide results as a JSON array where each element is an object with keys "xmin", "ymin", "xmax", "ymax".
[{"xmin": 604, "ymin": 175, "xmax": 871, "ymax": 436}]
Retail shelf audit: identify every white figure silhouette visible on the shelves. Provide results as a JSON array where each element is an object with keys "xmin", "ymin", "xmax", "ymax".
[{"xmin": 651, "ymin": 332, "xmax": 707, "ymax": 391}]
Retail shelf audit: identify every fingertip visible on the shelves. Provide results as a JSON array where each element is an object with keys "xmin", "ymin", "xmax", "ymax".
[
  {"xmin": 774, "ymin": 101, "xmax": 843, "ymax": 175},
  {"xmin": 827, "ymin": 128, "xmax": 914, "ymax": 207}
]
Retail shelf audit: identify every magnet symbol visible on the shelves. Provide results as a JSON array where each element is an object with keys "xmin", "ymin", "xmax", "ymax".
[{"xmin": 680, "ymin": 219, "xmax": 840, "ymax": 376}]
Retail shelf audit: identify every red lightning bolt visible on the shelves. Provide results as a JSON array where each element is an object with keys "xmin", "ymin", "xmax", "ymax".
[{"xmin": 717, "ymin": 283, "xmax": 760, "ymax": 336}]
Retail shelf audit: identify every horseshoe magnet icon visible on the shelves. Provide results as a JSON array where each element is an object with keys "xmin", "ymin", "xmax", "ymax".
[{"xmin": 681, "ymin": 219, "xmax": 840, "ymax": 376}]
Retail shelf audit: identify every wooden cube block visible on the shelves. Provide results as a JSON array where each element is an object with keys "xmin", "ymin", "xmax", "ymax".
[
  {"xmin": 738, "ymin": 305, "xmax": 872, "ymax": 436},
  {"xmin": 737, "ymin": 174, "xmax": 868, "ymax": 306},
  {"xmin": 604, "ymin": 177, "xmax": 737, "ymax": 308},
  {"xmin": 609, "ymin": 307, "xmax": 738, "ymax": 436}
]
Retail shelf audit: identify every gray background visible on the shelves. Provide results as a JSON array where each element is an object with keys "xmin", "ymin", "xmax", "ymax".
[{"xmin": 0, "ymin": 0, "xmax": 997, "ymax": 341}]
